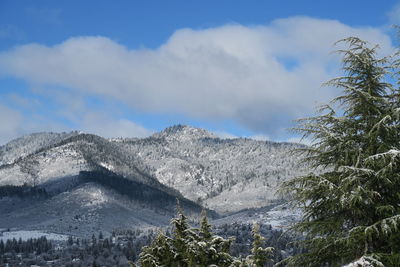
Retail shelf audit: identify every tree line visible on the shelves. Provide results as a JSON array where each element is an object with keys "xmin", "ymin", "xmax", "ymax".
[
  {"xmin": 0, "ymin": 184, "xmax": 48, "ymax": 199},
  {"xmin": 133, "ymin": 205, "xmax": 276, "ymax": 267}
]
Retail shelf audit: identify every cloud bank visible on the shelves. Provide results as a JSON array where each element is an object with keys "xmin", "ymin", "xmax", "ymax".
[
  {"xmin": 0, "ymin": 104, "xmax": 23, "ymax": 144},
  {"xmin": 0, "ymin": 16, "xmax": 394, "ymax": 141},
  {"xmin": 80, "ymin": 112, "xmax": 153, "ymax": 139}
]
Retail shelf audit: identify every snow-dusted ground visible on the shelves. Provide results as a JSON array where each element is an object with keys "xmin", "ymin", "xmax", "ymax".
[
  {"xmin": 0, "ymin": 143, "xmax": 88, "ymax": 186},
  {"xmin": 0, "ymin": 230, "xmax": 68, "ymax": 241},
  {"xmin": 264, "ymin": 204, "xmax": 302, "ymax": 228},
  {"xmin": 214, "ymin": 202, "xmax": 302, "ymax": 229},
  {"xmin": 0, "ymin": 132, "xmax": 79, "ymax": 165},
  {"xmin": 0, "ymin": 181, "xmax": 180, "ymax": 238}
]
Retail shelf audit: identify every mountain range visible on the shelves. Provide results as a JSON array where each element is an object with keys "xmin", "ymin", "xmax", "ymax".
[{"xmin": 0, "ymin": 125, "xmax": 306, "ymax": 237}]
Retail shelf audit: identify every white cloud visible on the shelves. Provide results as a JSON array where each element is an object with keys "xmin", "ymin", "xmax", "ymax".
[
  {"xmin": 213, "ymin": 130, "xmax": 238, "ymax": 139},
  {"xmin": 0, "ymin": 104, "xmax": 23, "ymax": 144},
  {"xmin": 0, "ymin": 17, "xmax": 394, "ymax": 138},
  {"xmin": 0, "ymin": 89, "xmax": 155, "ymax": 143},
  {"xmin": 5, "ymin": 93, "xmax": 40, "ymax": 110},
  {"xmin": 81, "ymin": 112, "xmax": 153, "ymax": 138},
  {"xmin": 0, "ymin": 103, "xmax": 67, "ymax": 145},
  {"xmin": 0, "ymin": 102, "xmax": 153, "ymax": 144}
]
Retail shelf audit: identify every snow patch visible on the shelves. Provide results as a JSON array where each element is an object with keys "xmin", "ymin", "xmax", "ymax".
[
  {"xmin": 84, "ymin": 187, "xmax": 109, "ymax": 207},
  {"xmin": 342, "ymin": 257, "xmax": 373, "ymax": 267},
  {"xmin": 0, "ymin": 230, "xmax": 68, "ymax": 241},
  {"xmin": 99, "ymin": 162, "xmax": 114, "ymax": 171}
]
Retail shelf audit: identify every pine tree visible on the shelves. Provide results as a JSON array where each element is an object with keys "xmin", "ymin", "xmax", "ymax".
[
  {"xmin": 199, "ymin": 209, "xmax": 212, "ymax": 241},
  {"xmin": 67, "ymin": 235, "xmax": 74, "ymax": 246},
  {"xmin": 244, "ymin": 223, "xmax": 274, "ymax": 267},
  {"xmin": 137, "ymin": 205, "xmax": 238, "ymax": 266},
  {"xmin": 137, "ymin": 202, "xmax": 193, "ymax": 267},
  {"xmin": 137, "ymin": 203, "xmax": 275, "ymax": 267},
  {"xmin": 171, "ymin": 202, "xmax": 191, "ymax": 265},
  {"xmin": 138, "ymin": 231, "xmax": 175, "ymax": 267},
  {"xmin": 280, "ymin": 37, "xmax": 400, "ymax": 266}
]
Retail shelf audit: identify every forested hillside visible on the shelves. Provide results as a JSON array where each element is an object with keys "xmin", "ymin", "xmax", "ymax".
[{"xmin": 116, "ymin": 125, "xmax": 305, "ymax": 213}]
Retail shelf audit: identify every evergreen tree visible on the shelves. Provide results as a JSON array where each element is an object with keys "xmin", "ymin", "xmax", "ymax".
[
  {"xmin": 67, "ymin": 235, "xmax": 74, "ymax": 246},
  {"xmin": 91, "ymin": 234, "xmax": 97, "ymax": 246},
  {"xmin": 280, "ymin": 37, "xmax": 400, "ymax": 266},
  {"xmin": 136, "ymin": 204, "xmax": 274, "ymax": 267},
  {"xmin": 188, "ymin": 210, "xmax": 234, "ymax": 266},
  {"xmin": 171, "ymin": 202, "xmax": 191, "ymax": 265},
  {"xmin": 199, "ymin": 209, "xmax": 212, "ymax": 241},
  {"xmin": 245, "ymin": 223, "xmax": 274, "ymax": 267},
  {"xmin": 138, "ymin": 231, "xmax": 175, "ymax": 267},
  {"xmin": 137, "ymin": 202, "xmax": 193, "ymax": 267}
]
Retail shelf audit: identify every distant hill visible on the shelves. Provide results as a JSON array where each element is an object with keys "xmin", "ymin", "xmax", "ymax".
[
  {"xmin": 117, "ymin": 125, "xmax": 306, "ymax": 213},
  {"xmin": 0, "ymin": 125, "xmax": 305, "ymax": 237}
]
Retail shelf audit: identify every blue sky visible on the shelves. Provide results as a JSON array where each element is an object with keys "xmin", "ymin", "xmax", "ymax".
[{"xmin": 0, "ymin": 0, "xmax": 399, "ymax": 144}]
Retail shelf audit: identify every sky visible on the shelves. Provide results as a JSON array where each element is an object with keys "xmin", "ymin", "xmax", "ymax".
[{"xmin": 0, "ymin": 0, "xmax": 399, "ymax": 144}]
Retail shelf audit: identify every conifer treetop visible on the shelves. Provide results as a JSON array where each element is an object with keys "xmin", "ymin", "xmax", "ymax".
[{"xmin": 280, "ymin": 37, "xmax": 400, "ymax": 266}]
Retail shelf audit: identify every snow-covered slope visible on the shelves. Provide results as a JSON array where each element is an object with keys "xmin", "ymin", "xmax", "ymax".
[
  {"xmin": 0, "ymin": 181, "xmax": 180, "ymax": 237},
  {"xmin": 0, "ymin": 131, "xmax": 212, "ymax": 236},
  {"xmin": 116, "ymin": 125, "xmax": 306, "ymax": 213},
  {"xmin": 0, "ymin": 133, "xmax": 178, "ymax": 197},
  {"xmin": 0, "ymin": 142, "xmax": 87, "ymax": 186},
  {"xmin": 0, "ymin": 125, "xmax": 306, "ymax": 232},
  {"xmin": 0, "ymin": 131, "xmax": 80, "ymax": 165}
]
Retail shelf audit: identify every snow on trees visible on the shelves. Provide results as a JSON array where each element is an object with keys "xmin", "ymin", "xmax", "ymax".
[
  {"xmin": 280, "ymin": 37, "xmax": 400, "ymax": 266},
  {"xmin": 136, "ymin": 203, "xmax": 274, "ymax": 267}
]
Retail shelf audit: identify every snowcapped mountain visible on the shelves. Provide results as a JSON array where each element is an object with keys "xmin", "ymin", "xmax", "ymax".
[
  {"xmin": 0, "ymin": 125, "xmax": 305, "ymax": 236},
  {"xmin": 151, "ymin": 124, "xmax": 218, "ymax": 141},
  {"xmin": 0, "ymin": 131, "xmax": 207, "ymax": 236},
  {"xmin": 0, "ymin": 170, "xmax": 206, "ymax": 237},
  {"xmin": 116, "ymin": 125, "xmax": 306, "ymax": 213},
  {"xmin": 0, "ymin": 133, "xmax": 176, "ymax": 196}
]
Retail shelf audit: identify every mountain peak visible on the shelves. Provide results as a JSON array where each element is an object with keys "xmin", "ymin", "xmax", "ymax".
[{"xmin": 152, "ymin": 125, "xmax": 217, "ymax": 140}]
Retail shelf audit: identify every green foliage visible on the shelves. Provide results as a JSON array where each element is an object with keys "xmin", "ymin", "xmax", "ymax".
[
  {"xmin": 244, "ymin": 223, "xmax": 274, "ymax": 267},
  {"xmin": 137, "ymin": 205, "xmax": 274, "ymax": 267},
  {"xmin": 199, "ymin": 209, "xmax": 212, "ymax": 241},
  {"xmin": 280, "ymin": 37, "xmax": 400, "ymax": 266},
  {"xmin": 137, "ymin": 232, "xmax": 175, "ymax": 267}
]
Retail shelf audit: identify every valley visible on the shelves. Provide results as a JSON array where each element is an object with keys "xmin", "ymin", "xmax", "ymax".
[{"xmin": 0, "ymin": 125, "xmax": 304, "ymax": 265}]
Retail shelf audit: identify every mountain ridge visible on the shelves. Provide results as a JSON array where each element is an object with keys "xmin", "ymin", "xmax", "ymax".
[
  {"xmin": 113, "ymin": 125, "xmax": 306, "ymax": 213},
  {"xmin": 0, "ymin": 125, "xmax": 306, "ymax": 213},
  {"xmin": 0, "ymin": 125, "xmax": 305, "ymax": 236}
]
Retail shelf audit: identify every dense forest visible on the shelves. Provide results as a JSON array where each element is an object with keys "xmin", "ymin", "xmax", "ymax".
[
  {"xmin": 0, "ymin": 184, "xmax": 48, "ymax": 199},
  {"xmin": 0, "ymin": 221, "xmax": 296, "ymax": 266}
]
